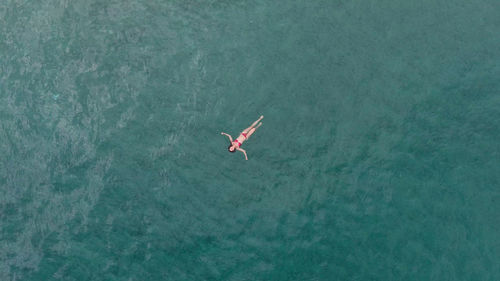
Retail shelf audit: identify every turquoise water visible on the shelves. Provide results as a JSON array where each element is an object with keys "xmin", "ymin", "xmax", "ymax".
[{"xmin": 1, "ymin": 0, "xmax": 499, "ymax": 280}]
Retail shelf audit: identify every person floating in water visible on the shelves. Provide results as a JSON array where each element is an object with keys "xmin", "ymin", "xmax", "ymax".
[{"xmin": 221, "ymin": 115, "xmax": 263, "ymax": 160}]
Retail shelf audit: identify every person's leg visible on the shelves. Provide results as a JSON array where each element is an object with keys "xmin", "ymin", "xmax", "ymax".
[
  {"xmin": 250, "ymin": 115, "xmax": 264, "ymax": 128},
  {"xmin": 244, "ymin": 122, "xmax": 262, "ymax": 139},
  {"xmin": 243, "ymin": 116, "xmax": 264, "ymax": 133}
]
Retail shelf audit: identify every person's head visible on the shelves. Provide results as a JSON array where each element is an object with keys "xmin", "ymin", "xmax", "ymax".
[{"xmin": 228, "ymin": 144, "xmax": 236, "ymax": 153}]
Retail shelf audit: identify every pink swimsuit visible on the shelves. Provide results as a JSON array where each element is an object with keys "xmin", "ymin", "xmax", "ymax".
[{"xmin": 233, "ymin": 133, "xmax": 247, "ymax": 147}]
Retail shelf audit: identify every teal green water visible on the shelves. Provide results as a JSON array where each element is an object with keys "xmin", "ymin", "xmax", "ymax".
[{"xmin": 1, "ymin": 0, "xmax": 499, "ymax": 280}]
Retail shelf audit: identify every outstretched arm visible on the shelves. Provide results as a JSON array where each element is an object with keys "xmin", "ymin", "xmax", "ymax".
[
  {"xmin": 237, "ymin": 148, "xmax": 248, "ymax": 160},
  {"xmin": 221, "ymin": 132, "xmax": 233, "ymax": 142}
]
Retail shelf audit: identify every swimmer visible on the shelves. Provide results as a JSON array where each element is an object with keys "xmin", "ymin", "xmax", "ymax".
[{"xmin": 221, "ymin": 115, "xmax": 263, "ymax": 160}]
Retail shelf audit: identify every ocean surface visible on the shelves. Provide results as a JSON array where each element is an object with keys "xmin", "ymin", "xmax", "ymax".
[{"xmin": 1, "ymin": 0, "xmax": 499, "ymax": 280}]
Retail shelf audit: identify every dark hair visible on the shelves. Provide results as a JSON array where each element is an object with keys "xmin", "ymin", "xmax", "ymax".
[{"xmin": 228, "ymin": 144, "xmax": 236, "ymax": 153}]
